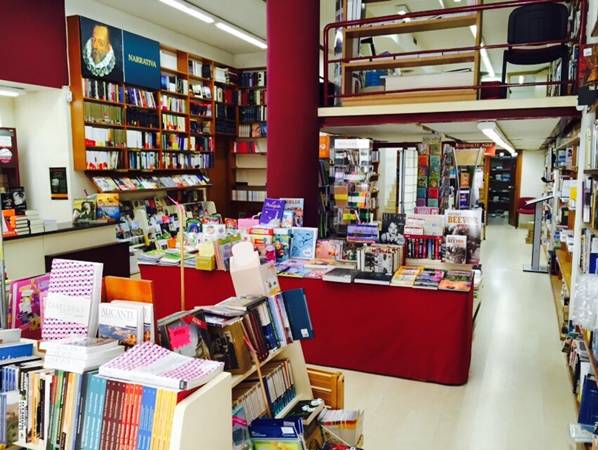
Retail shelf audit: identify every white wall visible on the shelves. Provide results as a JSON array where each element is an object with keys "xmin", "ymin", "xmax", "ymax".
[
  {"xmin": 65, "ymin": 0, "xmax": 235, "ymax": 66},
  {"xmin": 0, "ymin": 98, "xmax": 15, "ymax": 128},
  {"xmin": 14, "ymin": 88, "xmax": 94, "ymax": 222},
  {"xmin": 520, "ymin": 150, "xmax": 546, "ymax": 198}
]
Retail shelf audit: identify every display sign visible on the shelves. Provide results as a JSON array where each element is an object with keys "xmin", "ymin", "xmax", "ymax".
[
  {"xmin": 79, "ymin": 17, "xmax": 123, "ymax": 82},
  {"xmin": 123, "ymin": 31, "xmax": 161, "ymax": 89}
]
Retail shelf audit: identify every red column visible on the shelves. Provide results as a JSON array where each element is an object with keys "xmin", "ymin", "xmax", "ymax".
[{"xmin": 266, "ymin": 0, "xmax": 320, "ymax": 227}]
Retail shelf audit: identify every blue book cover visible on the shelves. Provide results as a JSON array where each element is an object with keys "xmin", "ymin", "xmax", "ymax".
[
  {"xmin": 0, "ymin": 343, "xmax": 33, "ymax": 361},
  {"xmin": 79, "ymin": 373, "xmax": 98, "ymax": 450},
  {"xmin": 136, "ymin": 386, "xmax": 157, "ymax": 450},
  {"xmin": 90, "ymin": 376, "xmax": 107, "ymax": 450},
  {"xmin": 579, "ymin": 376, "xmax": 598, "ymax": 426},
  {"xmin": 260, "ymin": 198, "xmax": 286, "ymax": 227},
  {"xmin": 282, "ymin": 289, "xmax": 314, "ymax": 340},
  {"xmin": 589, "ymin": 254, "xmax": 598, "ymax": 274}
]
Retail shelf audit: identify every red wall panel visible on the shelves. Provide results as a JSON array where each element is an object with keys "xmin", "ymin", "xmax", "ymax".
[{"xmin": 0, "ymin": 0, "xmax": 68, "ymax": 88}]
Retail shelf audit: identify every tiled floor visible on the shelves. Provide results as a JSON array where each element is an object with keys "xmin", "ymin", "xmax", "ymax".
[{"xmin": 314, "ymin": 224, "xmax": 578, "ymax": 450}]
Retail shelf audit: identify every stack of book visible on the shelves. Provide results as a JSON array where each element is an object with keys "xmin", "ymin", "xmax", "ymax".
[
  {"xmin": 42, "ymin": 337, "xmax": 124, "ymax": 373},
  {"xmin": 25, "ymin": 210, "xmax": 44, "ymax": 234},
  {"xmin": 14, "ymin": 215, "xmax": 29, "ymax": 236}
]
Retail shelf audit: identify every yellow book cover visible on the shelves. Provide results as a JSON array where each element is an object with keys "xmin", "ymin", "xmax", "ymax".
[
  {"xmin": 149, "ymin": 388, "xmax": 164, "ymax": 450},
  {"xmin": 161, "ymin": 391, "xmax": 178, "ymax": 450}
]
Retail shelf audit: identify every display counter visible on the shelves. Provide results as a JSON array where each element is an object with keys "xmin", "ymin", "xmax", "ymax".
[
  {"xmin": 139, "ymin": 264, "xmax": 473, "ymax": 385},
  {"xmin": 4, "ymin": 222, "xmax": 117, "ymax": 279}
]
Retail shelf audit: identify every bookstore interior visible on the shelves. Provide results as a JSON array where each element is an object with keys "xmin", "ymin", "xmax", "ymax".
[{"xmin": 0, "ymin": 0, "xmax": 597, "ymax": 449}]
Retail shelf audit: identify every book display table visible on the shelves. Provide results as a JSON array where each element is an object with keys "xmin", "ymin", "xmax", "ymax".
[{"xmin": 139, "ymin": 264, "xmax": 473, "ymax": 385}]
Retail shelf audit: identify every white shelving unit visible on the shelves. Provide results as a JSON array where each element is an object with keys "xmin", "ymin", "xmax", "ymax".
[
  {"xmin": 172, "ymin": 340, "xmax": 312, "ymax": 450},
  {"xmin": 13, "ymin": 342, "xmax": 312, "ymax": 450}
]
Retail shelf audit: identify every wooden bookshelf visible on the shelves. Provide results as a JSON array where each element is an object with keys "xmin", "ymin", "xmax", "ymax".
[
  {"xmin": 67, "ymin": 16, "xmax": 217, "ymax": 198},
  {"xmin": 340, "ymin": 3, "xmax": 481, "ymax": 105},
  {"xmin": 555, "ymin": 248, "xmax": 572, "ymax": 292}
]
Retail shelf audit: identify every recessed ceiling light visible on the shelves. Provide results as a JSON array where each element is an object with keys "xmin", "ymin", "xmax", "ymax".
[
  {"xmin": 159, "ymin": 0, "xmax": 214, "ymax": 23},
  {"xmin": 216, "ymin": 22, "xmax": 267, "ymax": 49}
]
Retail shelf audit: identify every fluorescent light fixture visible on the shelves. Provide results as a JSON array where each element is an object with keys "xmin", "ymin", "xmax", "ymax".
[
  {"xmin": 0, "ymin": 90, "xmax": 20, "ymax": 98},
  {"xmin": 159, "ymin": 0, "xmax": 214, "ymax": 23},
  {"xmin": 438, "ymin": 0, "xmax": 446, "ymax": 7},
  {"xmin": 468, "ymin": 25, "xmax": 496, "ymax": 79},
  {"xmin": 478, "ymin": 122, "xmax": 517, "ymax": 156},
  {"xmin": 216, "ymin": 22, "xmax": 267, "ymax": 49},
  {"xmin": 518, "ymin": 75, "xmax": 525, "ymax": 85},
  {"xmin": 398, "ymin": 9, "xmax": 407, "ymax": 15}
]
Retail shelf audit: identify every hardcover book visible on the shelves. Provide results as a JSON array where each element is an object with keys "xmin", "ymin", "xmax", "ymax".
[
  {"xmin": 315, "ymin": 239, "xmax": 344, "ymax": 261},
  {"xmin": 438, "ymin": 270, "xmax": 474, "ymax": 292},
  {"xmin": 353, "ymin": 271, "xmax": 392, "ymax": 286},
  {"xmin": 281, "ymin": 198, "xmax": 304, "ymax": 227},
  {"xmin": 98, "ymin": 303, "xmax": 144, "ymax": 347},
  {"xmin": 444, "ymin": 235, "xmax": 467, "ymax": 264},
  {"xmin": 260, "ymin": 198, "xmax": 287, "ymax": 227}
]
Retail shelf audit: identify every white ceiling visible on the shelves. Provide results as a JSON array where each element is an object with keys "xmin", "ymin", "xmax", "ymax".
[
  {"xmin": 95, "ymin": 0, "xmax": 266, "ymax": 55},
  {"xmin": 322, "ymin": 117, "xmax": 561, "ymax": 151}
]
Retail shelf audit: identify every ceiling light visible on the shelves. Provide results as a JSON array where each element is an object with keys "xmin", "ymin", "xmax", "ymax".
[
  {"xmin": 159, "ymin": 0, "xmax": 214, "ymax": 23},
  {"xmin": 216, "ymin": 22, "xmax": 267, "ymax": 49},
  {"xmin": 438, "ymin": 0, "xmax": 446, "ymax": 7},
  {"xmin": 398, "ymin": 9, "xmax": 407, "ymax": 15},
  {"xmin": 0, "ymin": 90, "xmax": 20, "ymax": 98},
  {"xmin": 518, "ymin": 75, "xmax": 525, "ymax": 85},
  {"xmin": 478, "ymin": 122, "xmax": 517, "ymax": 156}
]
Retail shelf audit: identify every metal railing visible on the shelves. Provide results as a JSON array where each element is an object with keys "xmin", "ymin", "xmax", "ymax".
[{"xmin": 322, "ymin": 0, "xmax": 588, "ymax": 106}]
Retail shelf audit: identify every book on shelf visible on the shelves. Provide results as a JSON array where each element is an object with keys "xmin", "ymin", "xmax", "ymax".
[
  {"xmin": 353, "ymin": 271, "xmax": 392, "ymax": 286},
  {"xmin": 83, "ymin": 102, "xmax": 123, "ymax": 125},
  {"xmin": 157, "ymin": 309, "xmax": 212, "ymax": 360},
  {"xmin": 9, "ymin": 274, "xmax": 49, "ymax": 339},
  {"xmin": 413, "ymin": 268, "xmax": 445, "ymax": 290},
  {"xmin": 322, "ymin": 268, "xmax": 358, "ymax": 284},
  {"xmin": 160, "ymin": 94, "xmax": 187, "ymax": 113},
  {"xmin": 444, "ymin": 234, "xmax": 467, "ymax": 264},
  {"xmin": 40, "ymin": 259, "xmax": 104, "ymax": 347},
  {"xmin": 84, "ymin": 125, "xmax": 126, "ymax": 147},
  {"xmin": 125, "ymin": 86, "xmax": 157, "ymax": 108},
  {"xmin": 161, "ymin": 113, "xmax": 186, "ymax": 132},
  {"xmin": 98, "ymin": 341, "xmax": 224, "ymax": 390},
  {"xmin": 82, "ymin": 78, "xmax": 122, "ymax": 102},
  {"xmin": 160, "ymin": 74, "xmax": 188, "ymax": 95},
  {"xmin": 98, "ymin": 302, "xmax": 145, "ymax": 347},
  {"xmin": 246, "ymin": 360, "xmax": 297, "ymax": 417},
  {"xmin": 438, "ymin": 270, "xmax": 473, "ymax": 292},
  {"xmin": 357, "ymin": 244, "xmax": 404, "ymax": 275},
  {"xmin": 391, "ymin": 266, "xmax": 423, "ymax": 287},
  {"xmin": 86, "ymin": 149, "xmax": 121, "ymax": 170}
]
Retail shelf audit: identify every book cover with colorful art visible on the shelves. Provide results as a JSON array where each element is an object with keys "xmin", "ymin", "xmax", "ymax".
[{"xmin": 259, "ymin": 198, "xmax": 286, "ymax": 227}]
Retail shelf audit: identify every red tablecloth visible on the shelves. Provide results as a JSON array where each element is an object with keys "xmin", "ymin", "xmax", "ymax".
[{"xmin": 139, "ymin": 264, "xmax": 473, "ymax": 385}]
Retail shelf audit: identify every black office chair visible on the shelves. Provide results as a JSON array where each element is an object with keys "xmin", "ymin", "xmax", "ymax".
[{"xmin": 501, "ymin": 3, "xmax": 570, "ymax": 95}]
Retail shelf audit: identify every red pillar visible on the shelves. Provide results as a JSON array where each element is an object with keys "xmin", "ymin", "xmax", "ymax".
[{"xmin": 266, "ymin": 0, "xmax": 320, "ymax": 227}]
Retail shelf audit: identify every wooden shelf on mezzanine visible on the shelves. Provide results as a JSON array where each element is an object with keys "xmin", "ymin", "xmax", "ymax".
[
  {"xmin": 318, "ymin": 95, "xmax": 581, "ymax": 126},
  {"xmin": 343, "ymin": 51, "xmax": 476, "ymax": 72},
  {"xmin": 555, "ymin": 248, "xmax": 572, "ymax": 292},
  {"xmin": 343, "ymin": 13, "xmax": 478, "ymax": 39}
]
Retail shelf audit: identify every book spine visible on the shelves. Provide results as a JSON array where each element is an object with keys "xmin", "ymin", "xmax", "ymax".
[{"xmin": 98, "ymin": 380, "xmax": 115, "ymax": 450}]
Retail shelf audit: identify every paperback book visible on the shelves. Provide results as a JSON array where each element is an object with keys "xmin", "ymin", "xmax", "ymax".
[
  {"xmin": 391, "ymin": 266, "xmax": 423, "ymax": 287},
  {"xmin": 444, "ymin": 234, "xmax": 467, "ymax": 264},
  {"xmin": 260, "ymin": 198, "xmax": 286, "ymax": 227},
  {"xmin": 98, "ymin": 302, "xmax": 145, "ymax": 347},
  {"xmin": 445, "ymin": 209, "xmax": 482, "ymax": 264},
  {"xmin": 413, "ymin": 269, "xmax": 446, "ymax": 289}
]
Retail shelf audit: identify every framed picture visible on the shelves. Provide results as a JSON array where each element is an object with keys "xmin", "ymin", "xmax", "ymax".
[
  {"xmin": 49, "ymin": 167, "xmax": 68, "ymax": 200},
  {"xmin": 290, "ymin": 227, "xmax": 318, "ymax": 260},
  {"xmin": 79, "ymin": 16, "xmax": 124, "ymax": 82}
]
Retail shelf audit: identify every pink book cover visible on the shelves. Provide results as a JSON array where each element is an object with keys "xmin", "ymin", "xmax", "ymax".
[
  {"xmin": 9, "ymin": 274, "xmax": 50, "ymax": 339},
  {"xmin": 41, "ymin": 259, "xmax": 102, "ymax": 342}
]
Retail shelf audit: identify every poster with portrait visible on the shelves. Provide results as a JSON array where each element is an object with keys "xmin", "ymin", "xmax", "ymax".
[
  {"xmin": 79, "ymin": 16, "xmax": 123, "ymax": 82},
  {"xmin": 49, "ymin": 167, "xmax": 68, "ymax": 200}
]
